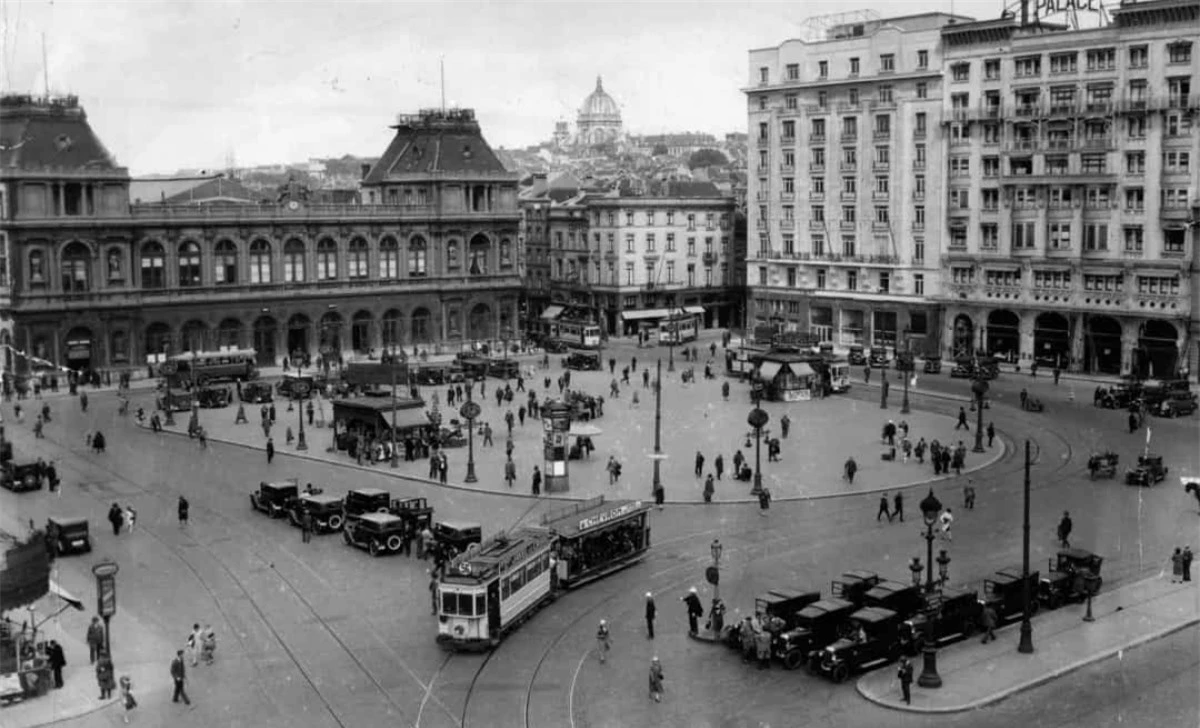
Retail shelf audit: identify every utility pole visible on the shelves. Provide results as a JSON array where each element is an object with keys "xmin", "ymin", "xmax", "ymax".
[{"xmin": 1019, "ymin": 439, "xmax": 1035, "ymax": 653}]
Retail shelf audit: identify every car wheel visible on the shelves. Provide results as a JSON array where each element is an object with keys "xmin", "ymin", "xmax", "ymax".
[
  {"xmin": 783, "ymin": 649, "xmax": 804, "ymax": 671},
  {"xmin": 328, "ymin": 514, "xmax": 344, "ymax": 531},
  {"xmin": 342, "ymin": 530, "xmax": 352, "ymax": 545},
  {"xmin": 832, "ymin": 664, "xmax": 849, "ymax": 683},
  {"xmin": 386, "ymin": 535, "xmax": 403, "ymax": 552},
  {"xmin": 369, "ymin": 540, "xmax": 380, "ymax": 557}
]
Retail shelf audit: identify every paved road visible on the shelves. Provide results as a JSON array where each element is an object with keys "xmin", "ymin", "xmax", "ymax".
[{"xmin": 2, "ymin": 331, "xmax": 1196, "ymax": 728}]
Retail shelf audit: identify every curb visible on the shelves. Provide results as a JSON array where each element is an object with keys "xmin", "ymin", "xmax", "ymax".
[
  {"xmin": 21, "ymin": 696, "xmax": 119, "ymax": 728},
  {"xmin": 854, "ymin": 614, "xmax": 1200, "ymax": 714}
]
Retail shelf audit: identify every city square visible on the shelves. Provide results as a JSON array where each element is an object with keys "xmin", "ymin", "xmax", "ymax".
[{"xmin": 1, "ymin": 0, "xmax": 1198, "ymax": 726}]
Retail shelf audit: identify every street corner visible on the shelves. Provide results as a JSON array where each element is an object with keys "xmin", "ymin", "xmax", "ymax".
[{"xmin": 854, "ymin": 667, "xmax": 967, "ymax": 714}]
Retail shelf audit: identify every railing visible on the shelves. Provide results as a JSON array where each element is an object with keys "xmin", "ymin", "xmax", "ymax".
[
  {"xmin": 780, "ymin": 163, "xmax": 796, "ymax": 173},
  {"xmin": 912, "ymin": 190, "xmax": 926, "ymax": 201},
  {"xmin": 809, "ymin": 163, "xmax": 826, "ymax": 173},
  {"xmin": 810, "ymin": 134, "xmax": 826, "ymax": 145},
  {"xmin": 123, "ymin": 202, "xmax": 519, "ymax": 221},
  {"xmin": 841, "ymin": 132, "xmax": 859, "ymax": 142},
  {"xmin": 871, "ymin": 191, "xmax": 890, "ymax": 201},
  {"xmin": 840, "ymin": 191, "xmax": 857, "ymax": 202},
  {"xmin": 780, "ymin": 192, "xmax": 796, "ymax": 202},
  {"xmin": 840, "ymin": 161, "xmax": 858, "ymax": 172},
  {"xmin": 809, "ymin": 191, "xmax": 825, "ymax": 201}
]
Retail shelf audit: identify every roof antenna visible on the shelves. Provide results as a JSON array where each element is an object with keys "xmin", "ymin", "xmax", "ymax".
[
  {"xmin": 41, "ymin": 32, "xmax": 48, "ymax": 96},
  {"xmin": 440, "ymin": 56, "xmax": 446, "ymax": 111}
]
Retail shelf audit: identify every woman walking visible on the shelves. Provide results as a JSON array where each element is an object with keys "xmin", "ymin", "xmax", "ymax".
[
  {"xmin": 119, "ymin": 674, "xmax": 137, "ymax": 724},
  {"xmin": 648, "ymin": 656, "xmax": 664, "ymax": 702},
  {"xmin": 596, "ymin": 619, "xmax": 612, "ymax": 664}
]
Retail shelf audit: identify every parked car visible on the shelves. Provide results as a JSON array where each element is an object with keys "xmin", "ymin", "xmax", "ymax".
[
  {"xmin": 754, "ymin": 589, "xmax": 821, "ymax": 632},
  {"xmin": 898, "ymin": 586, "xmax": 982, "ymax": 654},
  {"xmin": 1039, "ymin": 549, "xmax": 1104, "ymax": 609},
  {"xmin": 1, "ymin": 462, "xmax": 43, "ymax": 492},
  {"xmin": 343, "ymin": 487, "xmax": 392, "ymax": 525},
  {"xmin": 277, "ymin": 374, "xmax": 316, "ymax": 400},
  {"xmin": 342, "ymin": 512, "xmax": 407, "ymax": 556},
  {"xmin": 250, "ymin": 479, "xmax": 300, "ymax": 517},
  {"xmin": 1125, "ymin": 453, "xmax": 1168, "ymax": 486},
  {"xmin": 1151, "ymin": 393, "xmax": 1197, "ymax": 418},
  {"xmin": 812, "ymin": 607, "xmax": 904, "ymax": 682},
  {"xmin": 433, "ymin": 520, "xmax": 482, "ymax": 558},
  {"xmin": 565, "ymin": 351, "xmax": 602, "ymax": 371},
  {"xmin": 775, "ymin": 598, "xmax": 859, "ymax": 670},
  {"xmin": 830, "ymin": 570, "xmax": 881, "ymax": 606},
  {"xmin": 195, "ymin": 387, "xmax": 232, "ymax": 409},
  {"xmin": 847, "ymin": 345, "xmax": 866, "ymax": 366},
  {"xmin": 288, "ymin": 493, "xmax": 346, "ymax": 533},
  {"xmin": 868, "ymin": 346, "xmax": 889, "ymax": 369},
  {"xmin": 862, "ymin": 580, "xmax": 926, "ymax": 620},
  {"xmin": 393, "ymin": 497, "xmax": 434, "ymax": 533},
  {"xmin": 983, "ymin": 569, "xmax": 1041, "ymax": 622},
  {"xmin": 46, "ymin": 516, "xmax": 91, "ymax": 556},
  {"xmin": 240, "ymin": 382, "xmax": 274, "ymax": 404},
  {"xmin": 923, "ymin": 355, "xmax": 943, "ymax": 374}
]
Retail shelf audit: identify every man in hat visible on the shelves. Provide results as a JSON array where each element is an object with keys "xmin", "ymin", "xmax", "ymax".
[
  {"xmin": 682, "ymin": 588, "xmax": 704, "ymax": 635},
  {"xmin": 645, "ymin": 592, "xmax": 657, "ymax": 639}
]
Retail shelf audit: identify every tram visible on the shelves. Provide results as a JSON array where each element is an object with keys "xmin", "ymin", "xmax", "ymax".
[
  {"xmin": 551, "ymin": 320, "xmax": 602, "ymax": 349},
  {"xmin": 436, "ymin": 497, "xmax": 652, "ymax": 650},
  {"xmin": 658, "ymin": 314, "xmax": 699, "ymax": 345}
]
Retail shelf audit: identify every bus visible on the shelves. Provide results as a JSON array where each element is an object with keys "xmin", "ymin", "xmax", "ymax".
[
  {"xmin": 551, "ymin": 320, "xmax": 602, "ymax": 349},
  {"xmin": 658, "ymin": 314, "xmax": 699, "ymax": 345},
  {"xmin": 164, "ymin": 349, "xmax": 258, "ymax": 387}
]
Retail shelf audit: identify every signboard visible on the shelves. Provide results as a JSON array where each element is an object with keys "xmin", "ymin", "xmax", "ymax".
[
  {"xmin": 1008, "ymin": 0, "xmax": 1110, "ymax": 28},
  {"xmin": 92, "ymin": 562, "xmax": 119, "ymax": 618},
  {"xmin": 577, "ymin": 501, "xmax": 644, "ymax": 532},
  {"xmin": 705, "ymin": 566, "xmax": 720, "ymax": 586}
]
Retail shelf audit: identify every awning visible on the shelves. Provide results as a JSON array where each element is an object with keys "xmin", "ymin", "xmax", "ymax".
[
  {"xmin": 391, "ymin": 408, "xmax": 433, "ymax": 431},
  {"xmin": 48, "ymin": 580, "xmax": 84, "ymax": 611},
  {"xmin": 785, "ymin": 362, "xmax": 816, "ymax": 378},
  {"xmin": 620, "ymin": 309, "xmax": 669, "ymax": 322},
  {"xmin": 756, "ymin": 361, "xmax": 783, "ymax": 381},
  {"xmin": 683, "ymin": 306, "xmax": 705, "ymax": 315},
  {"xmin": 541, "ymin": 305, "xmax": 565, "ymax": 321}
]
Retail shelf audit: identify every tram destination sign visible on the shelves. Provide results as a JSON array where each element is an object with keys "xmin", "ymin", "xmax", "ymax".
[{"xmin": 578, "ymin": 501, "xmax": 644, "ymax": 532}]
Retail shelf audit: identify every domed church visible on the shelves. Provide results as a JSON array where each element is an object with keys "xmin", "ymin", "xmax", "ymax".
[{"xmin": 575, "ymin": 76, "xmax": 624, "ymax": 147}]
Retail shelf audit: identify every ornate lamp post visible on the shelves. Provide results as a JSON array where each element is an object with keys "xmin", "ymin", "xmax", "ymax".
[
  {"xmin": 917, "ymin": 489, "xmax": 943, "ymax": 689},
  {"xmin": 460, "ymin": 395, "xmax": 480, "ymax": 483},
  {"xmin": 651, "ymin": 359, "xmax": 664, "ymax": 497},
  {"xmin": 971, "ymin": 377, "xmax": 988, "ymax": 453},
  {"xmin": 710, "ymin": 538, "xmax": 723, "ymax": 603},
  {"xmin": 901, "ymin": 330, "xmax": 912, "ymax": 415},
  {"xmin": 295, "ymin": 382, "xmax": 309, "ymax": 451},
  {"xmin": 1018, "ymin": 439, "xmax": 1035, "ymax": 653},
  {"xmin": 747, "ymin": 403, "xmax": 769, "ymax": 496},
  {"xmin": 162, "ymin": 343, "xmax": 175, "ymax": 427},
  {"xmin": 667, "ymin": 321, "xmax": 676, "ymax": 373}
]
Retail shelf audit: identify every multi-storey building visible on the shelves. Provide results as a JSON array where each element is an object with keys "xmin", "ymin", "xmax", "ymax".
[
  {"xmin": 746, "ymin": 12, "xmax": 971, "ymax": 354},
  {"xmin": 0, "ymin": 98, "xmax": 521, "ymax": 375},
  {"xmin": 938, "ymin": 0, "xmax": 1199, "ymax": 377}
]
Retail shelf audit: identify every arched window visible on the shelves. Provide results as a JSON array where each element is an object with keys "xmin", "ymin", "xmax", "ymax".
[
  {"xmin": 499, "ymin": 238, "xmax": 513, "ymax": 268},
  {"xmin": 61, "ymin": 242, "xmax": 90, "ymax": 292},
  {"xmin": 408, "ymin": 236, "xmax": 427, "ymax": 277},
  {"xmin": 316, "ymin": 238, "xmax": 338, "ymax": 281},
  {"xmin": 106, "ymin": 247, "xmax": 124, "ymax": 283},
  {"xmin": 140, "ymin": 241, "xmax": 165, "ymax": 289},
  {"xmin": 468, "ymin": 234, "xmax": 489, "ymax": 275},
  {"xmin": 347, "ymin": 238, "xmax": 369, "ymax": 279},
  {"xmin": 214, "ymin": 240, "xmax": 237, "ymax": 285},
  {"xmin": 379, "ymin": 237, "xmax": 399, "ymax": 278},
  {"xmin": 110, "ymin": 330, "xmax": 129, "ymax": 364},
  {"xmin": 249, "ymin": 240, "xmax": 271, "ymax": 284},
  {"xmin": 284, "ymin": 239, "xmax": 305, "ymax": 282},
  {"xmin": 178, "ymin": 241, "xmax": 202, "ymax": 287},
  {"xmin": 28, "ymin": 249, "xmax": 46, "ymax": 285}
]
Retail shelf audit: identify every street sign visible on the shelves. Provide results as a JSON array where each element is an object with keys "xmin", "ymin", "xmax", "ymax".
[
  {"xmin": 705, "ymin": 566, "xmax": 719, "ymax": 586},
  {"xmin": 460, "ymin": 401, "xmax": 481, "ymax": 421}
]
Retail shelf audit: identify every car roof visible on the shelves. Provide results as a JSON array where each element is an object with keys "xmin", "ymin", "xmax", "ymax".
[
  {"xmin": 437, "ymin": 520, "xmax": 481, "ymax": 531},
  {"xmin": 350, "ymin": 488, "xmax": 390, "ymax": 498},
  {"xmin": 851, "ymin": 606, "xmax": 898, "ymax": 623},
  {"xmin": 1059, "ymin": 548, "xmax": 1099, "ymax": 561},
  {"xmin": 798, "ymin": 598, "xmax": 856, "ymax": 617},
  {"xmin": 866, "ymin": 580, "xmax": 911, "ymax": 597},
  {"xmin": 299, "ymin": 494, "xmax": 343, "ymax": 505},
  {"xmin": 262, "ymin": 480, "xmax": 298, "ymax": 490},
  {"xmin": 840, "ymin": 570, "xmax": 878, "ymax": 582},
  {"xmin": 358, "ymin": 513, "xmax": 403, "ymax": 526},
  {"xmin": 48, "ymin": 516, "xmax": 87, "ymax": 526}
]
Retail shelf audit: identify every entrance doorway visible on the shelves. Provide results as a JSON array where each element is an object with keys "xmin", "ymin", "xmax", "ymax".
[
  {"xmin": 986, "ymin": 310, "xmax": 1021, "ymax": 363},
  {"xmin": 64, "ymin": 327, "xmax": 93, "ymax": 371},
  {"xmin": 287, "ymin": 314, "xmax": 311, "ymax": 360},
  {"xmin": 1084, "ymin": 315, "xmax": 1122, "ymax": 374},
  {"xmin": 1033, "ymin": 313, "xmax": 1070, "ymax": 368},
  {"xmin": 253, "ymin": 316, "xmax": 277, "ymax": 366},
  {"xmin": 1136, "ymin": 320, "xmax": 1179, "ymax": 379}
]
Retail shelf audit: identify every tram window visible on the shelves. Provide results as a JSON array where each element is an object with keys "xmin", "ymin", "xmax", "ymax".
[
  {"xmin": 511, "ymin": 570, "xmax": 526, "ymax": 592},
  {"xmin": 441, "ymin": 592, "xmax": 457, "ymax": 615},
  {"xmin": 475, "ymin": 594, "xmax": 486, "ymax": 615},
  {"xmin": 501, "ymin": 579, "xmax": 510, "ymax": 599},
  {"xmin": 527, "ymin": 560, "xmax": 541, "ymax": 580},
  {"xmin": 460, "ymin": 593, "xmax": 475, "ymax": 616}
]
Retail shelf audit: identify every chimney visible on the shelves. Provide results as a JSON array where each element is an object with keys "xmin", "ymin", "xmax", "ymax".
[{"xmin": 361, "ymin": 163, "xmax": 372, "ymax": 179}]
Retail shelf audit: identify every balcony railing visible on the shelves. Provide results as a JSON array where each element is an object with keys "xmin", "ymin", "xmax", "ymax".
[
  {"xmin": 841, "ymin": 132, "xmax": 859, "ymax": 142},
  {"xmin": 810, "ymin": 163, "xmax": 826, "ymax": 173},
  {"xmin": 780, "ymin": 192, "xmax": 796, "ymax": 202},
  {"xmin": 840, "ymin": 191, "xmax": 857, "ymax": 202},
  {"xmin": 810, "ymin": 134, "xmax": 826, "ymax": 145},
  {"xmin": 809, "ymin": 191, "xmax": 825, "ymax": 201},
  {"xmin": 780, "ymin": 163, "xmax": 795, "ymax": 173},
  {"xmin": 912, "ymin": 190, "xmax": 926, "ymax": 201},
  {"xmin": 839, "ymin": 220, "xmax": 857, "ymax": 230},
  {"xmin": 840, "ymin": 161, "xmax": 858, "ymax": 171}
]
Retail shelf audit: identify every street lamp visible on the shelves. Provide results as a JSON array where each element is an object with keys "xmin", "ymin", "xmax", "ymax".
[
  {"xmin": 710, "ymin": 538, "xmax": 723, "ymax": 602},
  {"xmin": 917, "ymin": 488, "xmax": 943, "ymax": 689},
  {"xmin": 747, "ymin": 404, "xmax": 769, "ymax": 496},
  {"xmin": 667, "ymin": 320, "xmax": 676, "ymax": 373},
  {"xmin": 460, "ymin": 393, "xmax": 480, "ymax": 483},
  {"xmin": 652, "ymin": 359, "xmax": 664, "ymax": 499},
  {"xmin": 162, "ymin": 343, "xmax": 175, "ymax": 427},
  {"xmin": 971, "ymin": 378, "xmax": 988, "ymax": 453},
  {"xmin": 1018, "ymin": 439, "xmax": 1035, "ymax": 654},
  {"xmin": 901, "ymin": 331, "xmax": 912, "ymax": 415},
  {"xmin": 295, "ymin": 384, "xmax": 308, "ymax": 451},
  {"xmin": 390, "ymin": 343, "xmax": 399, "ymax": 468}
]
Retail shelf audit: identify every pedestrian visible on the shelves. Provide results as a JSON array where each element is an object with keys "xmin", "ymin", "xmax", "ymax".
[
  {"xmin": 85, "ymin": 616, "xmax": 106, "ymax": 663},
  {"xmin": 987, "ymin": 422, "xmax": 995, "ymax": 448},
  {"xmin": 188, "ymin": 624, "xmax": 203, "ymax": 666},
  {"xmin": 1057, "ymin": 511, "xmax": 1072, "ymax": 549},
  {"xmin": 200, "ymin": 625, "xmax": 216, "ymax": 665},
  {"xmin": 645, "ymin": 592, "xmax": 656, "ymax": 639},
  {"xmin": 483, "ymin": 423, "xmax": 493, "ymax": 446},
  {"xmin": 47, "ymin": 639, "xmax": 66, "ymax": 688},
  {"xmin": 108, "ymin": 503, "xmax": 124, "ymax": 536},
  {"xmin": 877, "ymin": 494, "xmax": 891, "ymax": 522},
  {"xmin": 120, "ymin": 674, "xmax": 138, "ymax": 722},
  {"xmin": 654, "ymin": 483, "xmax": 665, "ymax": 510},
  {"xmin": 648, "ymin": 656, "xmax": 664, "ymax": 702},
  {"xmin": 864, "ymin": 366, "xmax": 871, "ymax": 384},
  {"xmin": 1170, "ymin": 547, "xmax": 1183, "ymax": 583},
  {"xmin": 956, "ymin": 407, "xmax": 969, "ymax": 430},
  {"xmin": 755, "ymin": 626, "xmax": 771, "ymax": 670},
  {"xmin": 733, "ymin": 449, "xmax": 744, "ymax": 473},
  {"xmin": 301, "ymin": 510, "xmax": 314, "ymax": 543},
  {"xmin": 96, "ymin": 650, "xmax": 116, "ymax": 700},
  {"xmin": 897, "ymin": 656, "xmax": 914, "ymax": 705},
  {"xmin": 844, "ymin": 457, "xmax": 858, "ymax": 484},
  {"xmin": 714, "ymin": 454, "xmax": 724, "ymax": 480},
  {"xmin": 531, "ymin": 465, "xmax": 542, "ymax": 495},
  {"xmin": 980, "ymin": 602, "xmax": 998, "ymax": 643},
  {"xmin": 125, "ymin": 506, "xmax": 137, "ymax": 533},
  {"xmin": 938, "ymin": 508, "xmax": 953, "ymax": 542},
  {"xmin": 703, "ymin": 474, "xmax": 715, "ymax": 503},
  {"xmin": 1128, "ymin": 411, "xmax": 1139, "ymax": 433},
  {"xmin": 1020, "ymin": 389, "xmax": 1028, "ymax": 409},
  {"xmin": 266, "ymin": 437, "xmax": 275, "ymax": 464},
  {"xmin": 306, "ymin": 400, "xmax": 315, "ymax": 426},
  {"xmin": 596, "ymin": 619, "xmax": 612, "ymax": 663},
  {"xmin": 964, "ymin": 480, "xmax": 976, "ymax": 510},
  {"xmin": 286, "ymin": 426, "xmax": 294, "ymax": 445},
  {"xmin": 235, "ymin": 403, "xmax": 248, "ymax": 424},
  {"xmin": 518, "ymin": 405, "xmax": 526, "ymax": 426},
  {"xmin": 504, "ymin": 459, "xmax": 516, "ymax": 488},
  {"xmin": 269, "ymin": 403, "xmax": 277, "ymax": 423},
  {"xmin": 757, "ymin": 486, "xmax": 772, "ymax": 516},
  {"xmin": 682, "ymin": 587, "xmax": 704, "ymax": 635},
  {"xmin": 915, "ymin": 437, "xmax": 926, "ymax": 464},
  {"xmin": 170, "ymin": 649, "xmax": 190, "ymax": 706},
  {"xmin": 643, "ymin": 369, "xmax": 651, "ymax": 389},
  {"xmin": 1184, "ymin": 546, "xmax": 1194, "ymax": 582},
  {"xmin": 893, "ymin": 491, "xmax": 904, "ymax": 522},
  {"xmin": 1053, "ymin": 367, "xmax": 1061, "ymax": 385},
  {"xmin": 694, "ymin": 450, "xmax": 705, "ymax": 477},
  {"xmin": 439, "ymin": 451, "xmax": 449, "ymax": 484},
  {"xmin": 178, "ymin": 496, "xmax": 189, "ymax": 527},
  {"xmin": 780, "ymin": 414, "xmax": 791, "ymax": 438}
]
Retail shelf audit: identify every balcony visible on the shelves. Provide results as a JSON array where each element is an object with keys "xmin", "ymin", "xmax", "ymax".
[
  {"xmin": 1082, "ymin": 137, "xmax": 1114, "ymax": 149},
  {"xmin": 840, "ymin": 161, "xmax": 858, "ymax": 172},
  {"xmin": 809, "ymin": 162, "xmax": 826, "ymax": 173},
  {"xmin": 840, "ymin": 191, "xmax": 857, "ymax": 202},
  {"xmin": 837, "ymin": 102, "xmax": 862, "ymax": 112},
  {"xmin": 757, "ymin": 136, "xmax": 771, "ymax": 147},
  {"xmin": 912, "ymin": 190, "xmax": 926, "ymax": 201},
  {"xmin": 781, "ymin": 135, "xmax": 796, "ymax": 144},
  {"xmin": 703, "ymin": 252, "xmax": 718, "ymax": 265},
  {"xmin": 780, "ymin": 163, "xmax": 795, "ymax": 173},
  {"xmin": 780, "ymin": 192, "xmax": 796, "ymax": 202},
  {"xmin": 809, "ymin": 220, "xmax": 826, "ymax": 230},
  {"xmin": 809, "ymin": 191, "xmax": 825, "ymax": 202},
  {"xmin": 839, "ymin": 220, "xmax": 857, "ymax": 230},
  {"xmin": 756, "ymin": 219, "xmax": 768, "ymax": 230},
  {"xmin": 755, "ymin": 191, "xmax": 769, "ymax": 201},
  {"xmin": 810, "ymin": 134, "xmax": 826, "ymax": 145},
  {"xmin": 756, "ymin": 164, "xmax": 770, "ymax": 173},
  {"xmin": 1005, "ymin": 139, "xmax": 1039, "ymax": 152},
  {"xmin": 871, "ymin": 221, "xmax": 891, "ymax": 232},
  {"xmin": 912, "ymin": 221, "xmax": 926, "ymax": 232},
  {"xmin": 872, "ymin": 191, "xmax": 890, "ymax": 202},
  {"xmin": 870, "ymin": 99, "xmax": 897, "ymax": 110},
  {"xmin": 1015, "ymin": 104, "xmax": 1041, "ymax": 117},
  {"xmin": 1048, "ymin": 103, "xmax": 1078, "ymax": 116},
  {"xmin": 872, "ymin": 161, "xmax": 890, "ymax": 171},
  {"xmin": 913, "ymin": 160, "xmax": 926, "ymax": 171},
  {"xmin": 873, "ymin": 130, "xmax": 891, "ymax": 141},
  {"xmin": 913, "ymin": 128, "xmax": 927, "ymax": 139},
  {"xmin": 1085, "ymin": 101, "xmax": 1114, "ymax": 115},
  {"xmin": 841, "ymin": 132, "xmax": 859, "ymax": 142},
  {"xmin": 1045, "ymin": 138, "xmax": 1074, "ymax": 151}
]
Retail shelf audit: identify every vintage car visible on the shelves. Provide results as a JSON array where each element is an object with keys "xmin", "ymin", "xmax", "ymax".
[
  {"xmin": 1151, "ymin": 393, "xmax": 1198, "ymax": 418},
  {"xmin": 862, "ymin": 580, "xmax": 926, "ymax": 621},
  {"xmin": 984, "ymin": 568, "xmax": 1041, "ymax": 622},
  {"xmin": 343, "ymin": 487, "xmax": 392, "ymax": 524},
  {"xmin": 898, "ymin": 586, "xmax": 982, "ymax": 654},
  {"xmin": 923, "ymin": 355, "xmax": 943, "ymax": 374},
  {"xmin": 433, "ymin": 520, "xmax": 482, "ymax": 558},
  {"xmin": 893, "ymin": 352, "xmax": 914, "ymax": 372},
  {"xmin": 240, "ymin": 382, "xmax": 274, "ymax": 404},
  {"xmin": 754, "ymin": 589, "xmax": 822, "ymax": 632},
  {"xmin": 277, "ymin": 374, "xmax": 317, "ymax": 400},
  {"xmin": 393, "ymin": 497, "xmax": 434, "ymax": 533},
  {"xmin": 195, "ymin": 387, "xmax": 232, "ymax": 409},
  {"xmin": 868, "ymin": 346, "xmax": 889, "ymax": 369},
  {"xmin": 950, "ymin": 357, "xmax": 1000, "ymax": 381},
  {"xmin": 542, "ymin": 339, "xmax": 570, "ymax": 354},
  {"xmin": 1, "ymin": 461, "xmax": 43, "ymax": 492},
  {"xmin": 250, "ymin": 479, "xmax": 300, "ymax": 517},
  {"xmin": 847, "ymin": 345, "xmax": 867, "ymax": 366},
  {"xmin": 775, "ymin": 598, "xmax": 859, "ymax": 670},
  {"xmin": 1039, "ymin": 549, "xmax": 1104, "ymax": 609},
  {"xmin": 565, "ymin": 351, "xmax": 602, "ymax": 371},
  {"xmin": 288, "ymin": 493, "xmax": 346, "ymax": 533},
  {"xmin": 830, "ymin": 570, "xmax": 881, "ymax": 606},
  {"xmin": 1096, "ymin": 385, "xmax": 1139, "ymax": 410},
  {"xmin": 1087, "ymin": 452, "xmax": 1120, "ymax": 479},
  {"xmin": 487, "ymin": 359, "xmax": 520, "ymax": 380},
  {"xmin": 342, "ymin": 512, "xmax": 407, "ymax": 556},
  {"xmin": 1125, "ymin": 454, "xmax": 1168, "ymax": 486},
  {"xmin": 812, "ymin": 607, "xmax": 904, "ymax": 682},
  {"xmin": 46, "ymin": 516, "xmax": 91, "ymax": 556}
]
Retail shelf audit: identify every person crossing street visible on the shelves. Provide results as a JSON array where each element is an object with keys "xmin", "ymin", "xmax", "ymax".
[
  {"xmin": 877, "ymin": 494, "xmax": 891, "ymax": 522},
  {"xmin": 645, "ymin": 592, "xmax": 656, "ymax": 639}
]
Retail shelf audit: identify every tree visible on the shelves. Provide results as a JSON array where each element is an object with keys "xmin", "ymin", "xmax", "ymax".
[{"xmin": 688, "ymin": 148, "xmax": 729, "ymax": 169}]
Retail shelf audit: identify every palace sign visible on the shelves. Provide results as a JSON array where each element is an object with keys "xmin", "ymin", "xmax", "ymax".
[{"xmin": 578, "ymin": 501, "xmax": 643, "ymax": 532}]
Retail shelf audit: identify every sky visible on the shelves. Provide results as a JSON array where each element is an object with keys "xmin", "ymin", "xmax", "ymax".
[{"xmin": 1, "ymin": 0, "xmax": 1016, "ymax": 175}]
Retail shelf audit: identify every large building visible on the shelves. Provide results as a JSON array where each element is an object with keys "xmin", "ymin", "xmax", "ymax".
[
  {"xmin": 575, "ymin": 76, "xmax": 624, "ymax": 148},
  {"xmin": 0, "ymin": 97, "xmax": 521, "ymax": 375},
  {"xmin": 746, "ymin": 12, "xmax": 972, "ymax": 355},
  {"xmin": 937, "ymin": 0, "xmax": 1199, "ymax": 377}
]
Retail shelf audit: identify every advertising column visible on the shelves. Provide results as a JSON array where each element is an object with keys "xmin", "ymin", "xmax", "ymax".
[{"xmin": 543, "ymin": 400, "xmax": 571, "ymax": 493}]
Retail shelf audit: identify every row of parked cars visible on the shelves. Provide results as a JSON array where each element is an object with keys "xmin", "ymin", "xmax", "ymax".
[
  {"xmin": 249, "ymin": 479, "xmax": 482, "ymax": 558},
  {"xmin": 727, "ymin": 549, "xmax": 1103, "ymax": 683}
]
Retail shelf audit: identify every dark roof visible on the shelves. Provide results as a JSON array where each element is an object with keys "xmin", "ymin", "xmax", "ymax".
[
  {"xmin": 362, "ymin": 108, "xmax": 508, "ymax": 183},
  {"xmin": 130, "ymin": 175, "xmax": 266, "ymax": 205},
  {"xmin": 0, "ymin": 95, "xmax": 123, "ymax": 175}
]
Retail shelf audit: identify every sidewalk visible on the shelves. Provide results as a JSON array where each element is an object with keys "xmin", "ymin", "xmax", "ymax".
[{"xmin": 856, "ymin": 575, "xmax": 1200, "ymax": 713}]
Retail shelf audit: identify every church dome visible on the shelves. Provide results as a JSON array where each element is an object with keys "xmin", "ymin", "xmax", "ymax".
[{"xmin": 580, "ymin": 76, "xmax": 620, "ymax": 120}]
